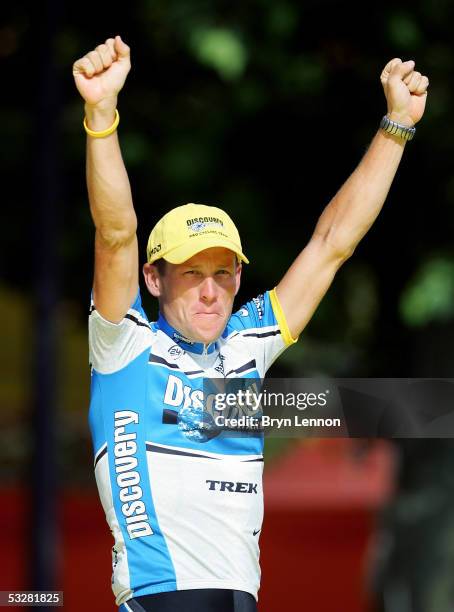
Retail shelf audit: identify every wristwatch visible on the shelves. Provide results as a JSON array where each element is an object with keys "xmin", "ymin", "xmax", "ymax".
[{"xmin": 380, "ymin": 115, "xmax": 416, "ymax": 141}]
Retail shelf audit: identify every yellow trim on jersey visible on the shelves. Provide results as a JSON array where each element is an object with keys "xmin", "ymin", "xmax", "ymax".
[{"xmin": 269, "ymin": 288, "xmax": 299, "ymax": 346}]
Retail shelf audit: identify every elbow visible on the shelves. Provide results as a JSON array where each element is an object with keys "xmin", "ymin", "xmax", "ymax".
[
  {"xmin": 337, "ymin": 243, "xmax": 356, "ymax": 263},
  {"xmin": 332, "ymin": 244, "xmax": 356, "ymax": 269},
  {"xmin": 320, "ymin": 230, "xmax": 356, "ymax": 266},
  {"xmin": 96, "ymin": 221, "xmax": 137, "ymax": 249}
]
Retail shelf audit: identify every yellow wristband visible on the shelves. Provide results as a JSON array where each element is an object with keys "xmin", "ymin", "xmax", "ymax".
[{"xmin": 83, "ymin": 109, "xmax": 120, "ymax": 138}]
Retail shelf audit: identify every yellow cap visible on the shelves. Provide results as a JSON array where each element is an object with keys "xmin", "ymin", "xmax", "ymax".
[{"xmin": 146, "ymin": 203, "xmax": 249, "ymax": 265}]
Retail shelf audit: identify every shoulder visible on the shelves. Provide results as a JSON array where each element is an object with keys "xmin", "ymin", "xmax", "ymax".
[
  {"xmin": 89, "ymin": 288, "xmax": 156, "ymax": 374},
  {"xmin": 225, "ymin": 291, "xmax": 276, "ymax": 335}
]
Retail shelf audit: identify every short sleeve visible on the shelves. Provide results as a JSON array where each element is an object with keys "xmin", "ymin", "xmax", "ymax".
[
  {"xmin": 225, "ymin": 289, "xmax": 298, "ymax": 375},
  {"xmin": 88, "ymin": 289, "xmax": 154, "ymax": 374}
]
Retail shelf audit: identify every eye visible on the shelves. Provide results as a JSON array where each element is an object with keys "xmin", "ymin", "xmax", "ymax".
[{"xmin": 216, "ymin": 269, "xmax": 230, "ymax": 276}]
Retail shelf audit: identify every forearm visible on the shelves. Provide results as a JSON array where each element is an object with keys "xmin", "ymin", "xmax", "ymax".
[
  {"xmin": 85, "ymin": 102, "xmax": 137, "ymax": 244},
  {"xmin": 313, "ymin": 128, "xmax": 406, "ymax": 259}
]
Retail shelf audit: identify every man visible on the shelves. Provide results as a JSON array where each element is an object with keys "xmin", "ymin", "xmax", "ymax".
[{"xmin": 73, "ymin": 35, "xmax": 428, "ymax": 612}]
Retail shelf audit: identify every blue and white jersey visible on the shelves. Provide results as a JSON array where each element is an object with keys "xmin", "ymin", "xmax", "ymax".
[{"xmin": 88, "ymin": 288, "xmax": 296, "ymax": 606}]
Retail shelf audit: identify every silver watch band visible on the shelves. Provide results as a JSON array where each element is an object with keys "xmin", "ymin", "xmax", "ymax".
[{"xmin": 380, "ymin": 115, "xmax": 416, "ymax": 141}]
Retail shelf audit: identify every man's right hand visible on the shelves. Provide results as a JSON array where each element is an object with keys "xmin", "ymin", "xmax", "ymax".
[{"xmin": 72, "ymin": 35, "xmax": 131, "ymax": 110}]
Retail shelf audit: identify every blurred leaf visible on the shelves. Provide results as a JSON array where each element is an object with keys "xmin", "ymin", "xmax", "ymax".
[
  {"xmin": 266, "ymin": 3, "xmax": 299, "ymax": 38},
  {"xmin": 235, "ymin": 80, "xmax": 267, "ymax": 113},
  {"xmin": 159, "ymin": 138, "xmax": 216, "ymax": 186},
  {"xmin": 282, "ymin": 55, "xmax": 325, "ymax": 94},
  {"xmin": 190, "ymin": 27, "xmax": 247, "ymax": 80},
  {"xmin": 387, "ymin": 12, "xmax": 423, "ymax": 50},
  {"xmin": 343, "ymin": 263, "xmax": 378, "ymax": 341},
  {"xmin": 122, "ymin": 132, "xmax": 151, "ymax": 166},
  {"xmin": 400, "ymin": 257, "xmax": 454, "ymax": 326}
]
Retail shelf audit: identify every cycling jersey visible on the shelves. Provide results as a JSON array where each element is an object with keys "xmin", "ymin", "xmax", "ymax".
[{"xmin": 88, "ymin": 288, "xmax": 295, "ymax": 606}]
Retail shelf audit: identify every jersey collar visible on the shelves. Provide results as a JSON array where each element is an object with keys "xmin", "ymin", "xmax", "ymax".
[{"xmin": 156, "ymin": 313, "xmax": 218, "ymax": 355}]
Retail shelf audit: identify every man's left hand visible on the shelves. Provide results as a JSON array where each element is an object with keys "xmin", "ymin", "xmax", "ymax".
[{"xmin": 380, "ymin": 58, "xmax": 429, "ymax": 126}]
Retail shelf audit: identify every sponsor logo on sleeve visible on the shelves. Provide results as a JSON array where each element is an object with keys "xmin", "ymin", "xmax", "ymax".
[{"xmin": 252, "ymin": 295, "xmax": 264, "ymax": 320}]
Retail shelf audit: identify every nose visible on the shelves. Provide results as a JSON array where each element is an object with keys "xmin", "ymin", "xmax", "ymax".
[{"xmin": 200, "ymin": 276, "xmax": 218, "ymax": 303}]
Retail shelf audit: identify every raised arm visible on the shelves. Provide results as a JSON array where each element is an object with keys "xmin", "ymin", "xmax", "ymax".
[
  {"xmin": 73, "ymin": 35, "xmax": 138, "ymax": 323},
  {"xmin": 275, "ymin": 58, "xmax": 429, "ymax": 340}
]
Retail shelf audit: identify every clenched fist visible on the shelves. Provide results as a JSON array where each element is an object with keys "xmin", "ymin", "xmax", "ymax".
[
  {"xmin": 73, "ymin": 35, "xmax": 131, "ymax": 110},
  {"xmin": 380, "ymin": 58, "xmax": 429, "ymax": 127}
]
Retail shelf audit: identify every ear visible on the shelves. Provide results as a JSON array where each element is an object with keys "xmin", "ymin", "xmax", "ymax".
[
  {"xmin": 234, "ymin": 262, "xmax": 242, "ymax": 296},
  {"xmin": 143, "ymin": 263, "xmax": 161, "ymax": 297}
]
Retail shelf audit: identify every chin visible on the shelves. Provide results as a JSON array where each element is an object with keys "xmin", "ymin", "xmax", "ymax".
[
  {"xmin": 196, "ymin": 329, "xmax": 222, "ymax": 344},
  {"xmin": 193, "ymin": 321, "xmax": 226, "ymax": 344}
]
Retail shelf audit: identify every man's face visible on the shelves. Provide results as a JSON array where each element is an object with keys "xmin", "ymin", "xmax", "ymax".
[{"xmin": 144, "ymin": 247, "xmax": 242, "ymax": 344}]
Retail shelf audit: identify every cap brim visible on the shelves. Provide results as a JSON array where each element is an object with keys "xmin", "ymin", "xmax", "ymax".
[{"xmin": 162, "ymin": 235, "xmax": 249, "ymax": 265}]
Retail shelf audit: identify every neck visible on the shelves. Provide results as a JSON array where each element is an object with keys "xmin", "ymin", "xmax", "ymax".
[{"xmin": 156, "ymin": 312, "xmax": 218, "ymax": 355}]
